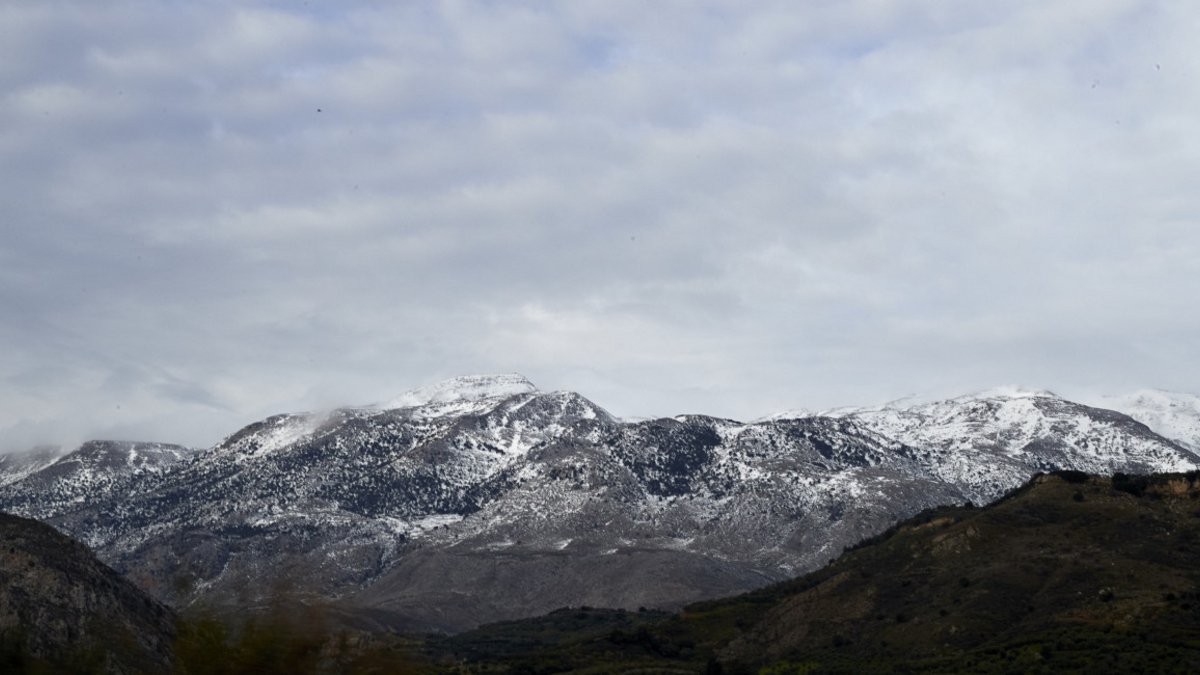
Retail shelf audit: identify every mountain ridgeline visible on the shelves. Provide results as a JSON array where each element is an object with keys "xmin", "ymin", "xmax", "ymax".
[{"xmin": 1, "ymin": 376, "xmax": 1199, "ymax": 634}]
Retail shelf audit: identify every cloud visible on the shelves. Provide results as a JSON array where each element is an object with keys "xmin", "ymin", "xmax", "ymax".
[{"xmin": 1, "ymin": 1, "xmax": 1199, "ymax": 448}]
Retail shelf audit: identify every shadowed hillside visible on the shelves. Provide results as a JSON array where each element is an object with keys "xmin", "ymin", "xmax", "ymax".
[
  {"xmin": 9, "ymin": 471, "xmax": 1200, "ymax": 673},
  {"xmin": 0, "ymin": 513, "xmax": 176, "ymax": 674},
  {"xmin": 437, "ymin": 471, "xmax": 1200, "ymax": 673}
]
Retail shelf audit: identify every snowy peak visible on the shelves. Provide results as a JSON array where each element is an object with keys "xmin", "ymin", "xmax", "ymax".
[
  {"xmin": 0, "ymin": 446, "xmax": 67, "ymax": 487},
  {"xmin": 70, "ymin": 440, "xmax": 194, "ymax": 470},
  {"xmin": 761, "ymin": 388, "xmax": 1060, "ymax": 423},
  {"xmin": 0, "ymin": 440, "xmax": 195, "ymax": 520},
  {"xmin": 835, "ymin": 391, "xmax": 1200, "ymax": 501},
  {"xmin": 1091, "ymin": 389, "xmax": 1200, "ymax": 451},
  {"xmin": 0, "ymin": 441, "xmax": 192, "ymax": 483},
  {"xmin": 381, "ymin": 373, "xmax": 538, "ymax": 413},
  {"xmin": 955, "ymin": 385, "xmax": 1060, "ymax": 401},
  {"xmin": 214, "ymin": 412, "xmax": 322, "ymax": 462}
]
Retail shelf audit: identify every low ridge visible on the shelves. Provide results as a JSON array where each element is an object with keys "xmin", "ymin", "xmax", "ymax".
[{"xmin": 0, "ymin": 513, "xmax": 176, "ymax": 673}]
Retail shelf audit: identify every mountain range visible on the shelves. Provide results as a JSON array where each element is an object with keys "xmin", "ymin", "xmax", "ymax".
[{"xmin": 1, "ymin": 375, "xmax": 1199, "ymax": 632}]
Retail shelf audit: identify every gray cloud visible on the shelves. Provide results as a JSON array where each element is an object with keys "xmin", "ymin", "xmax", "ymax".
[{"xmin": 2, "ymin": 1, "xmax": 1198, "ymax": 449}]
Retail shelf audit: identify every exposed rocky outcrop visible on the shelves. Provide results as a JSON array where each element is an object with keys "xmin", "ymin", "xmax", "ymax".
[{"xmin": 0, "ymin": 513, "xmax": 176, "ymax": 673}]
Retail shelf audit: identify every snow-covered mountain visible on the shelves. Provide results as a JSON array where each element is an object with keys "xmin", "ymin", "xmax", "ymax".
[
  {"xmin": 0, "ymin": 445, "xmax": 67, "ymax": 487},
  {"xmin": 379, "ymin": 372, "xmax": 539, "ymax": 415},
  {"xmin": 0, "ymin": 441, "xmax": 195, "ymax": 519},
  {"xmin": 1087, "ymin": 389, "xmax": 1200, "ymax": 452},
  {"xmin": 1, "ymin": 375, "xmax": 1196, "ymax": 632},
  {"xmin": 822, "ymin": 387, "xmax": 1199, "ymax": 502}
]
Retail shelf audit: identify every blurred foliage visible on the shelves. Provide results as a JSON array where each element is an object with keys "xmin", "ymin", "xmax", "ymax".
[{"xmin": 172, "ymin": 600, "xmax": 434, "ymax": 675}]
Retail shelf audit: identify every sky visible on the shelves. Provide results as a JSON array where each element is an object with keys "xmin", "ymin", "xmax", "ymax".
[{"xmin": 2, "ymin": 0, "xmax": 1199, "ymax": 451}]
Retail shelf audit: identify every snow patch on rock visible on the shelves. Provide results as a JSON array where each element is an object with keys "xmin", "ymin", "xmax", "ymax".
[{"xmin": 382, "ymin": 374, "xmax": 537, "ymax": 410}]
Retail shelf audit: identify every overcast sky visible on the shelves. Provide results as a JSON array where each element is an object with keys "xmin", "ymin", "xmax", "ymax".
[{"xmin": 2, "ymin": 1, "xmax": 1198, "ymax": 450}]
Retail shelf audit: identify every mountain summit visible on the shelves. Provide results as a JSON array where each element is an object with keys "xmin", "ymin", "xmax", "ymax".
[
  {"xmin": 1088, "ymin": 389, "xmax": 1200, "ymax": 451},
  {"xmin": 380, "ymin": 373, "xmax": 540, "ymax": 412}
]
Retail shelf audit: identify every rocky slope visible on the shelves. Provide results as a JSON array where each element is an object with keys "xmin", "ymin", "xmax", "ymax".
[
  {"xmin": 0, "ymin": 441, "xmax": 194, "ymax": 520},
  {"xmin": 439, "ymin": 472, "xmax": 1200, "ymax": 673},
  {"xmin": 0, "ymin": 512, "xmax": 176, "ymax": 674},
  {"xmin": 1, "ymin": 376, "xmax": 1197, "ymax": 633}
]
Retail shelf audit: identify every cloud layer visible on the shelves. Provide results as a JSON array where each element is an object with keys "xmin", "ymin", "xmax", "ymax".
[{"xmin": 3, "ymin": 1, "xmax": 1198, "ymax": 449}]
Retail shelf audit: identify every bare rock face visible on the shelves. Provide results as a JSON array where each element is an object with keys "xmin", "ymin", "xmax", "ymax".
[{"xmin": 0, "ymin": 513, "xmax": 176, "ymax": 673}]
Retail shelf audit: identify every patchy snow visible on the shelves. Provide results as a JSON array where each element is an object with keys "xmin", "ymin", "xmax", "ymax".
[
  {"xmin": 755, "ymin": 408, "xmax": 814, "ymax": 422},
  {"xmin": 379, "ymin": 514, "xmax": 465, "ymax": 537},
  {"xmin": 6, "ymin": 377, "xmax": 1200, "ymax": 627},
  {"xmin": 957, "ymin": 385, "xmax": 1061, "ymax": 401},
  {"xmin": 244, "ymin": 415, "xmax": 318, "ymax": 460},
  {"xmin": 381, "ymin": 374, "xmax": 537, "ymax": 412},
  {"xmin": 0, "ymin": 446, "xmax": 66, "ymax": 487},
  {"xmin": 414, "ymin": 513, "xmax": 464, "ymax": 530},
  {"xmin": 834, "ymin": 388, "xmax": 1200, "ymax": 502}
]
